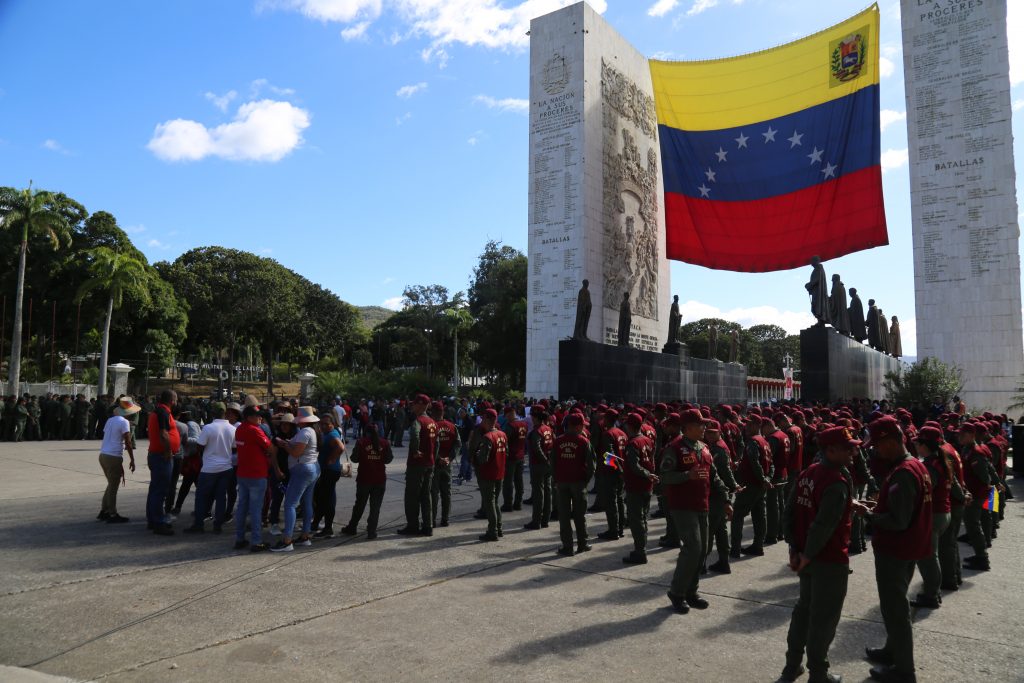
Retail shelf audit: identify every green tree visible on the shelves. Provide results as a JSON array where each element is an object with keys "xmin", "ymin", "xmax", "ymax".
[
  {"xmin": 884, "ymin": 357, "xmax": 963, "ymax": 407},
  {"xmin": 468, "ymin": 241, "xmax": 527, "ymax": 388},
  {"xmin": 0, "ymin": 184, "xmax": 73, "ymax": 393},
  {"xmin": 443, "ymin": 305, "xmax": 474, "ymax": 389},
  {"xmin": 679, "ymin": 318, "xmax": 743, "ymax": 362},
  {"xmin": 75, "ymin": 247, "xmax": 150, "ymax": 395}
]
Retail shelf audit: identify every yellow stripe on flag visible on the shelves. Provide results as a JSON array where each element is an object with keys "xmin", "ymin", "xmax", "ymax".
[{"xmin": 650, "ymin": 4, "xmax": 880, "ymax": 131}]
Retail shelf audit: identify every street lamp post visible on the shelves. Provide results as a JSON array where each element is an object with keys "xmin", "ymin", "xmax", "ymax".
[{"xmin": 144, "ymin": 344, "xmax": 153, "ymax": 397}]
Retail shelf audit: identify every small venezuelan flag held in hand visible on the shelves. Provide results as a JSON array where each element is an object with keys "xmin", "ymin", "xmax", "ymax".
[
  {"xmin": 603, "ymin": 452, "xmax": 621, "ymax": 470},
  {"xmin": 649, "ymin": 4, "xmax": 887, "ymax": 272},
  {"xmin": 982, "ymin": 487, "xmax": 999, "ymax": 511}
]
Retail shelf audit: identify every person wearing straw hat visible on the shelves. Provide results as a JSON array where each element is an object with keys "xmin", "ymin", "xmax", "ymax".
[
  {"xmin": 271, "ymin": 406, "xmax": 321, "ymax": 552},
  {"xmin": 97, "ymin": 397, "xmax": 139, "ymax": 523}
]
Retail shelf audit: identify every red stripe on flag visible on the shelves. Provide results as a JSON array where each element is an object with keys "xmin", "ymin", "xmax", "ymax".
[{"xmin": 664, "ymin": 165, "xmax": 888, "ymax": 272}]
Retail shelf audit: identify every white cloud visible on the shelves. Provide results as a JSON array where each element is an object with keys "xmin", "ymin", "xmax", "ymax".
[
  {"xmin": 1013, "ymin": 99, "xmax": 1024, "ymax": 112},
  {"xmin": 1009, "ymin": 0, "xmax": 1022, "ymax": 85},
  {"xmin": 124, "ymin": 224, "xmax": 146, "ymax": 234},
  {"xmin": 204, "ymin": 90, "xmax": 237, "ymax": 112},
  {"xmin": 260, "ymin": 247, "xmax": 274, "ymax": 255},
  {"xmin": 467, "ymin": 135, "xmax": 479, "ymax": 145},
  {"xmin": 880, "ymin": 147, "xmax": 909, "ymax": 172},
  {"xmin": 249, "ymin": 78, "xmax": 295, "ymax": 98},
  {"xmin": 148, "ymin": 99, "xmax": 311, "ymax": 163},
  {"xmin": 275, "ymin": 0, "xmax": 383, "ymax": 22},
  {"xmin": 687, "ymin": 0, "xmax": 719, "ymax": 15},
  {"xmin": 396, "ymin": 81, "xmax": 428, "ymax": 98},
  {"xmin": 395, "ymin": 111, "xmax": 412, "ymax": 126},
  {"xmin": 341, "ymin": 20, "xmax": 371, "ymax": 40},
  {"xmin": 678, "ymin": 300, "xmax": 815, "ymax": 335},
  {"xmin": 650, "ymin": 50, "xmax": 683, "ymax": 61},
  {"xmin": 147, "ymin": 238, "xmax": 171, "ymax": 250},
  {"xmin": 879, "ymin": 109, "xmax": 906, "ymax": 132},
  {"xmin": 647, "ymin": 0, "xmax": 678, "ymax": 17},
  {"xmin": 473, "ymin": 94, "xmax": 528, "ymax": 113},
  {"xmin": 879, "ymin": 56, "xmax": 895, "ymax": 79},
  {"xmin": 41, "ymin": 139, "xmax": 72, "ymax": 155},
  {"xmin": 382, "ymin": 276, "xmax": 395, "ymax": 284},
  {"xmin": 382, "ymin": 296, "xmax": 404, "ymax": 311}
]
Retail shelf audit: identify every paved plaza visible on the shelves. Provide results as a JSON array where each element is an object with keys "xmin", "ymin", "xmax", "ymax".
[{"xmin": 0, "ymin": 439, "xmax": 1020, "ymax": 682}]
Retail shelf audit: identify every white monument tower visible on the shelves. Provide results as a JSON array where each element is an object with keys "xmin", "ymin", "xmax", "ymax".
[
  {"xmin": 901, "ymin": 0, "xmax": 1024, "ymax": 411},
  {"xmin": 526, "ymin": 1, "xmax": 671, "ymax": 397}
]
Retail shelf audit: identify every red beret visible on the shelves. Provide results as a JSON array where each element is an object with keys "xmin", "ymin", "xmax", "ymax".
[
  {"xmin": 680, "ymin": 409, "xmax": 709, "ymax": 426},
  {"xmin": 958, "ymin": 422, "xmax": 978, "ymax": 435},
  {"xmin": 662, "ymin": 413, "xmax": 682, "ymax": 428},
  {"xmin": 745, "ymin": 414, "xmax": 763, "ymax": 426},
  {"xmin": 817, "ymin": 426, "xmax": 862, "ymax": 448},
  {"xmin": 868, "ymin": 416, "xmax": 903, "ymax": 442},
  {"xmin": 482, "ymin": 408, "xmax": 498, "ymax": 421},
  {"xmin": 915, "ymin": 426, "xmax": 944, "ymax": 443},
  {"xmin": 413, "ymin": 394, "xmax": 431, "ymax": 405},
  {"xmin": 655, "ymin": 403, "xmax": 668, "ymax": 413},
  {"xmin": 603, "ymin": 409, "xmax": 619, "ymax": 423},
  {"xmin": 430, "ymin": 401, "xmax": 444, "ymax": 412},
  {"xmin": 566, "ymin": 413, "xmax": 585, "ymax": 427},
  {"xmin": 705, "ymin": 419, "xmax": 721, "ymax": 431},
  {"xmin": 531, "ymin": 409, "xmax": 548, "ymax": 420},
  {"xmin": 624, "ymin": 413, "xmax": 644, "ymax": 431}
]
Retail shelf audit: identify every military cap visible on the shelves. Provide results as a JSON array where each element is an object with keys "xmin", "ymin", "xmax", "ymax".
[
  {"xmin": 624, "ymin": 413, "xmax": 644, "ymax": 431},
  {"xmin": 817, "ymin": 426, "xmax": 862, "ymax": 448},
  {"xmin": 868, "ymin": 415, "xmax": 902, "ymax": 442}
]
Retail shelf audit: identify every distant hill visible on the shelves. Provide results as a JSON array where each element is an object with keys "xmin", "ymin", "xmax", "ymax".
[{"xmin": 358, "ymin": 305, "xmax": 396, "ymax": 330}]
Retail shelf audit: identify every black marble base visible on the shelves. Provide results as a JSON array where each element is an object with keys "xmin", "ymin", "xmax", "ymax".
[
  {"xmin": 558, "ymin": 339, "xmax": 747, "ymax": 405},
  {"xmin": 799, "ymin": 325, "xmax": 902, "ymax": 403}
]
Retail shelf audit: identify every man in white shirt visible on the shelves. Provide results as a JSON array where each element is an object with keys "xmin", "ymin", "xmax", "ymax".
[
  {"xmin": 97, "ymin": 397, "xmax": 137, "ymax": 524},
  {"xmin": 184, "ymin": 402, "xmax": 236, "ymax": 533},
  {"xmin": 333, "ymin": 400, "xmax": 346, "ymax": 436}
]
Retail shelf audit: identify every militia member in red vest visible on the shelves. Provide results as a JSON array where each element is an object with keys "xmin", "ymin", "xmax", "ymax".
[
  {"xmin": 765, "ymin": 415, "xmax": 792, "ymax": 545},
  {"xmin": 474, "ymin": 409, "xmax": 508, "ymax": 542},
  {"xmin": 731, "ymin": 415, "xmax": 774, "ymax": 557},
  {"xmin": 524, "ymin": 409, "xmax": 556, "ymax": 530},
  {"xmin": 397, "ymin": 394, "xmax": 438, "ymax": 537},
  {"xmin": 621, "ymin": 413, "xmax": 658, "ymax": 565},
  {"xmin": 909, "ymin": 426, "xmax": 961, "ymax": 609},
  {"xmin": 657, "ymin": 413, "xmax": 684, "ymax": 548},
  {"xmin": 501, "ymin": 406, "xmax": 529, "ymax": 512},
  {"xmin": 342, "ymin": 424, "xmax": 394, "ymax": 540},
  {"xmin": 704, "ymin": 420, "xmax": 738, "ymax": 574},
  {"xmin": 956, "ymin": 423, "xmax": 997, "ymax": 571},
  {"xmin": 780, "ymin": 426, "xmax": 858, "ymax": 683},
  {"xmin": 596, "ymin": 409, "xmax": 628, "ymax": 541},
  {"xmin": 977, "ymin": 424, "xmax": 1006, "ymax": 533},
  {"xmin": 858, "ymin": 416, "xmax": 933, "ymax": 683},
  {"xmin": 931, "ymin": 424, "xmax": 966, "ymax": 589},
  {"xmin": 662, "ymin": 409, "xmax": 729, "ymax": 614},
  {"xmin": 429, "ymin": 401, "xmax": 461, "ymax": 529},
  {"xmin": 552, "ymin": 413, "xmax": 595, "ymax": 556},
  {"xmin": 147, "ymin": 389, "xmax": 180, "ymax": 536}
]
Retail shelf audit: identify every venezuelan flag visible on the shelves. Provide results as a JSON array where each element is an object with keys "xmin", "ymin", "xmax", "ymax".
[
  {"xmin": 650, "ymin": 5, "xmax": 887, "ymax": 272},
  {"xmin": 982, "ymin": 487, "xmax": 999, "ymax": 512}
]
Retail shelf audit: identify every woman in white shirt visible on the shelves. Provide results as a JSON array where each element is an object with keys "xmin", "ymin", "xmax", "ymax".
[{"xmin": 271, "ymin": 406, "xmax": 321, "ymax": 552}]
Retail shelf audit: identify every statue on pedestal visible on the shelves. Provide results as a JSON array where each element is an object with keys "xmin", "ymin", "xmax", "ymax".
[
  {"xmin": 879, "ymin": 310, "xmax": 892, "ymax": 356},
  {"xmin": 829, "ymin": 274, "xmax": 851, "ymax": 335},
  {"xmin": 617, "ymin": 291, "xmax": 632, "ymax": 347},
  {"xmin": 667, "ymin": 295, "xmax": 681, "ymax": 343},
  {"xmin": 707, "ymin": 323, "xmax": 719, "ymax": 360},
  {"xmin": 848, "ymin": 287, "xmax": 867, "ymax": 342},
  {"xmin": 890, "ymin": 315, "xmax": 903, "ymax": 358},
  {"xmin": 866, "ymin": 298, "xmax": 880, "ymax": 350},
  {"xmin": 572, "ymin": 279, "xmax": 592, "ymax": 341},
  {"xmin": 729, "ymin": 329, "xmax": 740, "ymax": 363},
  {"xmin": 805, "ymin": 256, "xmax": 831, "ymax": 325}
]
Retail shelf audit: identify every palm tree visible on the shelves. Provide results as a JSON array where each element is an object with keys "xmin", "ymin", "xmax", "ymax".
[
  {"xmin": 0, "ymin": 183, "xmax": 72, "ymax": 394},
  {"xmin": 443, "ymin": 306, "xmax": 474, "ymax": 390},
  {"xmin": 75, "ymin": 247, "xmax": 150, "ymax": 395}
]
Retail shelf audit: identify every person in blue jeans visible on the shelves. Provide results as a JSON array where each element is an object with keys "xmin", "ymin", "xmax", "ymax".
[
  {"xmin": 271, "ymin": 406, "xmax": 322, "ymax": 552},
  {"xmin": 146, "ymin": 390, "xmax": 180, "ymax": 535},
  {"xmin": 312, "ymin": 412, "xmax": 347, "ymax": 538},
  {"xmin": 234, "ymin": 404, "xmax": 278, "ymax": 551}
]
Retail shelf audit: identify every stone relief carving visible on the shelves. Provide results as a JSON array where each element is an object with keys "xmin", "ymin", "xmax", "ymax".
[{"xmin": 601, "ymin": 59, "xmax": 659, "ymax": 321}]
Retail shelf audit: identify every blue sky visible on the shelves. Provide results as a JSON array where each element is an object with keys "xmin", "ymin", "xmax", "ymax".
[{"xmin": 1, "ymin": 0, "xmax": 1022, "ymax": 357}]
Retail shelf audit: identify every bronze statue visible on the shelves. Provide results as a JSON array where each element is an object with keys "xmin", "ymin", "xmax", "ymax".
[
  {"xmin": 890, "ymin": 315, "xmax": 903, "ymax": 358},
  {"xmin": 805, "ymin": 256, "xmax": 831, "ymax": 325},
  {"xmin": 617, "ymin": 291, "xmax": 632, "ymax": 347},
  {"xmin": 829, "ymin": 274, "xmax": 851, "ymax": 335},
  {"xmin": 729, "ymin": 329, "xmax": 739, "ymax": 363},
  {"xmin": 572, "ymin": 279, "xmax": 592, "ymax": 341},
  {"xmin": 866, "ymin": 298, "xmax": 880, "ymax": 350},
  {"xmin": 848, "ymin": 287, "xmax": 867, "ymax": 342},
  {"xmin": 879, "ymin": 310, "xmax": 891, "ymax": 356},
  {"xmin": 708, "ymin": 323, "xmax": 719, "ymax": 360},
  {"xmin": 667, "ymin": 295, "xmax": 681, "ymax": 343}
]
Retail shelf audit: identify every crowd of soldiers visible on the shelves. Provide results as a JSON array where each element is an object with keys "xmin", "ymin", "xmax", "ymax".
[{"xmin": 76, "ymin": 389, "xmax": 1012, "ymax": 683}]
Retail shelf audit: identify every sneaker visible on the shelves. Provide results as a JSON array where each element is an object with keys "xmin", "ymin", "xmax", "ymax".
[
  {"xmin": 269, "ymin": 524, "xmax": 282, "ymax": 537},
  {"xmin": 577, "ymin": 543, "xmax": 592, "ymax": 553},
  {"xmin": 685, "ymin": 594, "xmax": 709, "ymax": 609},
  {"xmin": 106, "ymin": 514, "xmax": 130, "ymax": 524},
  {"xmin": 667, "ymin": 591, "xmax": 689, "ymax": 614},
  {"xmin": 340, "ymin": 526, "xmax": 358, "ymax": 536},
  {"xmin": 97, "ymin": 511, "xmax": 111, "ymax": 521},
  {"xmin": 270, "ymin": 541, "xmax": 294, "ymax": 553},
  {"xmin": 779, "ymin": 664, "xmax": 805, "ymax": 682},
  {"xmin": 295, "ymin": 536, "xmax": 312, "ymax": 547},
  {"xmin": 233, "ymin": 539, "xmax": 248, "ymax": 550},
  {"xmin": 250, "ymin": 543, "xmax": 270, "ymax": 552},
  {"xmin": 314, "ymin": 529, "xmax": 334, "ymax": 539},
  {"xmin": 556, "ymin": 546, "xmax": 575, "ymax": 556}
]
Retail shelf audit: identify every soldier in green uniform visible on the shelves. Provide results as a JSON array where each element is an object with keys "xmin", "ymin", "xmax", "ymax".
[
  {"xmin": 704, "ymin": 419, "xmax": 737, "ymax": 574},
  {"xmin": 12, "ymin": 397, "xmax": 29, "ymax": 442},
  {"xmin": 621, "ymin": 412, "xmax": 658, "ymax": 565},
  {"xmin": 657, "ymin": 413, "xmax": 683, "ymax": 549},
  {"xmin": 848, "ymin": 435, "xmax": 877, "ymax": 555},
  {"xmin": 731, "ymin": 415, "xmax": 773, "ymax": 557},
  {"xmin": 780, "ymin": 426, "xmax": 858, "ymax": 683},
  {"xmin": 595, "ymin": 409, "xmax": 627, "ymax": 540},
  {"xmin": 26, "ymin": 396, "xmax": 41, "ymax": 441},
  {"xmin": 429, "ymin": 401, "xmax": 461, "ymax": 528},
  {"xmin": 60, "ymin": 395, "xmax": 73, "ymax": 439},
  {"xmin": 552, "ymin": 412, "xmax": 595, "ymax": 556},
  {"xmin": 662, "ymin": 409, "xmax": 729, "ymax": 614},
  {"xmin": 473, "ymin": 409, "xmax": 507, "ymax": 541},
  {"xmin": 957, "ymin": 423, "xmax": 994, "ymax": 572},
  {"xmin": 72, "ymin": 394, "xmax": 89, "ymax": 440},
  {"xmin": 911, "ymin": 426, "xmax": 958, "ymax": 609},
  {"xmin": 396, "ymin": 394, "xmax": 437, "ymax": 537},
  {"xmin": 524, "ymin": 409, "xmax": 555, "ymax": 530},
  {"xmin": 859, "ymin": 416, "xmax": 933, "ymax": 683},
  {"xmin": 764, "ymin": 415, "xmax": 791, "ymax": 545}
]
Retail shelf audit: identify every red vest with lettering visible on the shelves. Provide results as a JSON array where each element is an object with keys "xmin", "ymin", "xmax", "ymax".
[
  {"xmin": 410, "ymin": 415, "xmax": 437, "ymax": 467},
  {"xmin": 640, "ymin": 423, "xmax": 657, "ymax": 443},
  {"xmin": 792, "ymin": 462, "xmax": 852, "ymax": 564},
  {"xmin": 601, "ymin": 427, "xmax": 627, "ymax": 473},
  {"xmin": 923, "ymin": 452, "xmax": 953, "ymax": 514},
  {"xmin": 477, "ymin": 429, "xmax": 507, "ymax": 482},
  {"xmin": 530, "ymin": 424, "xmax": 555, "ymax": 467},
  {"xmin": 737, "ymin": 435, "xmax": 772, "ymax": 488},
  {"xmin": 961, "ymin": 444, "xmax": 990, "ymax": 500},
  {"xmin": 355, "ymin": 437, "xmax": 389, "ymax": 486},
  {"xmin": 723, "ymin": 421, "xmax": 743, "ymax": 464},
  {"xmin": 553, "ymin": 433, "xmax": 590, "ymax": 484},
  {"xmin": 942, "ymin": 443, "xmax": 964, "ymax": 508},
  {"xmin": 508, "ymin": 419, "xmax": 529, "ymax": 461},
  {"xmin": 622, "ymin": 435, "xmax": 656, "ymax": 493},
  {"xmin": 786, "ymin": 425, "xmax": 804, "ymax": 474},
  {"xmin": 872, "ymin": 457, "xmax": 933, "ymax": 560},
  {"xmin": 435, "ymin": 419, "xmax": 458, "ymax": 465},
  {"xmin": 665, "ymin": 438, "xmax": 713, "ymax": 512},
  {"xmin": 767, "ymin": 430, "xmax": 790, "ymax": 480}
]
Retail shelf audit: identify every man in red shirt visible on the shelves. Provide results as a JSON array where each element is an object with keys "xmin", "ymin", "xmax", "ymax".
[
  {"xmin": 146, "ymin": 390, "xmax": 180, "ymax": 536},
  {"xmin": 474, "ymin": 409, "xmax": 507, "ymax": 542},
  {"xmin": 501, "ymin": 406, "xmax": 529, "ymax": 511},
  {"xmin": 234, "ymin": 404, "xmax": 277, "ymax": 551}
]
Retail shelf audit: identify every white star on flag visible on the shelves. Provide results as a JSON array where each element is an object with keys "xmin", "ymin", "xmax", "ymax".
[
  {"xmin": 705, "ymin": 168, "xmax": 716, "ymax": 182},
  {"xmin": 715, "ymin": 147, "xmax": 728, "ymax": 162},
  {"xmin": 821, "ymin": 162, "xmax": 837, "ymax": 179},
  {"xmin": 808, "ymin": 147, "xmax": 823, "ymax": 164},
  {"xmin": 698, "ymin": 184, "xmax": 711, "ymax": 197},
  {"xmin": 788, "ymin": 131, "xmax": 803, "ymax": 148},
  {"xmin": 735, "ymin": 132, "xmax": 749, "ymax": 148},
  {"xmin": 762, "ymin": 126, "xmax": 777, "ymax": 143}
]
